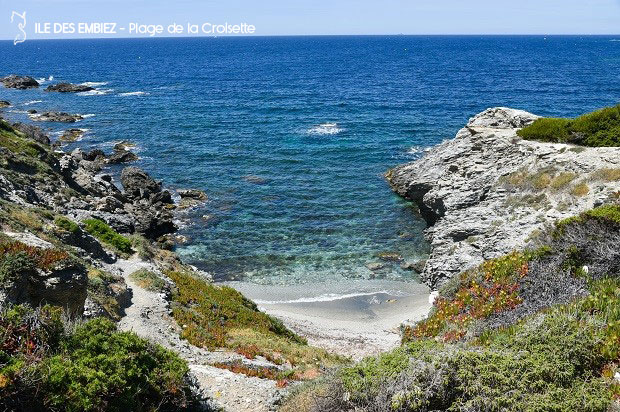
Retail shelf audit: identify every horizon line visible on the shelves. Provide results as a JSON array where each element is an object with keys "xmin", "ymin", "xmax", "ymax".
[{"xmin": 1, "ymin": 33, "xmax": 620, "ymax": 42}]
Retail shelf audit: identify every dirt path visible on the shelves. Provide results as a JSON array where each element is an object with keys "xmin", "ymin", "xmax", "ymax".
[{"xmin": 111, "ymin": 257, "xmax": 286, "ymax": 412}]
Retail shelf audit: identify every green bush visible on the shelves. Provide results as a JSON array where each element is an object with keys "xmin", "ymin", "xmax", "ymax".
[
  {"xmin": 517, "ymin": 104, "xmax": 620, "ymax": 147},
  {"xmin": 41, "ymin": 318, "xmax": 196, "ymax": 412},
  {"xmin": 54, "ymin": 216, "xmax": 80, "ymax": 233},
  {"xmin": 83, "ymin": 219, "xmax": 133, "ymax": 254},
  {"xmin": 0, "ymin": 306, "xmax": 202, "ymax": 412}
]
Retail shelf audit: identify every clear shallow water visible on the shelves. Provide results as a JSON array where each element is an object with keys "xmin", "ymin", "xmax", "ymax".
[{"xmin": 1, "ymin": 36, "xmax": 619, "ymax": 285}]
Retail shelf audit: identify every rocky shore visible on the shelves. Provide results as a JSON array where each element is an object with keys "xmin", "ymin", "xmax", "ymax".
[{"xmin": 388, "ymin": 107, "xmax": 620, "ymax": 288}]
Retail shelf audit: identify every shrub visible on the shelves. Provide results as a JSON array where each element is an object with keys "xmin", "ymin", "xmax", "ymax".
[
  {"xmin": 168, "ymin": 271, "xmax": 304, "ymax": 349},
  {"xmin": 83, "ymin": 219, "xmax": 133, "ymax": 254},
  {"xmin": 54, "ymin": 216, "xmax": 80, "ymax": 234},
  {"xmin": 517, "ymin": 104, "xmax": 620, "ymax": 147},
  {"xmin": 0, "ymin": 240, "xmax": 71, "ymax": 279},
  {"xmin": 40, "ymin": 318, "xmax": 197, "ymax": 412},
  {"xmin": 129, "ymin": 269, "xmax": 166, "ymax": 292}
]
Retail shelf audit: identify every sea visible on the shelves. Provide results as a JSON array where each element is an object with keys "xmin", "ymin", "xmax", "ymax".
[{"xmin": 1, "ymin": 35, "xmax": 619, "ymax": 300}]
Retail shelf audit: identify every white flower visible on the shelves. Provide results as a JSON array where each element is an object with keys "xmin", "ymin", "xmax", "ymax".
[
  {"xmin": 614, "ymin": 372, "xmax": 620, "ymax": 383},
  {"xmin": 582, "ymin": 265, "xmax": 589, "ymax": 274},
  {"xmin": 429, "ymin": 291, "xmax": 439, "ymax": 305}
]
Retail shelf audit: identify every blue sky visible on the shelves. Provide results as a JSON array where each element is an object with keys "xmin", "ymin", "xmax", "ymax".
[{"xmin": 1, "ymin": 0, "xmax": 619, "ymax": 40}]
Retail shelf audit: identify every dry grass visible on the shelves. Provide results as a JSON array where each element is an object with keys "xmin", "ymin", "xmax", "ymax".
[{"xmin": 572, "ymin": 182, "xmax": 590, "ymax": 197}]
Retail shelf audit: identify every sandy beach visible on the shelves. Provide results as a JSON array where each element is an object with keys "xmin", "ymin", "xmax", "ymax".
[{"xmin": 228, "ymin": 280, "xmax": 432, "ymax": 359}]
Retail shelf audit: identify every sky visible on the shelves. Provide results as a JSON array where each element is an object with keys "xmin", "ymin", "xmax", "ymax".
[{"xmin": 1, "ymin": 0, "xmax": 620, "ymax": 40}]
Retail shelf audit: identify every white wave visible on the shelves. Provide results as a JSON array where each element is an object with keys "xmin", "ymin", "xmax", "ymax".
[
  {"xmin": 23, "ymin": 100, "xmax": 42, "ymax": 106},
  {"xmin": 35, "ymin": 78, "xmax": 46, "ymax": 84},
  {"xmin": 81, "ymin": 114, "xmax": 96, "ymax": 119},
  {"xmin": 80, "ymin": 81, "xmax": 108, "ymax": 87},
  {"xmin": 610, "ymin": 39, "xmax": 620, "ymax": 42},
  {"xmin": 407, "ymin": 146, "xmax": 431, "ymax": 155},
  {"xmin": 48, "ymin": 76, "xmax": 54, "ymax": 81},
  {"xmin": 9, "ymin": 109, "xmax": 28, "ymax": 114},
  {"xmin": 118, "ymin": 91, "xmax": 149, "ymax": 96},
  {"xmin": 77, "ymin": 88, "xmax": 114, "ymax": 96},
  {"xmin": 307, "ymin": 122, "xmax": 344, "ymax": 136},
  {"xmin": 254, "ymin": 290, "xmax": 407, "ymax": 305}
]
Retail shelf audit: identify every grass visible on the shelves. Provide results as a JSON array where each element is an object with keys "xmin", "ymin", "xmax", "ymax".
[
  {"xmin": 129, "ymin": 269, "xmax": 166, "ymax": 292},
  {"xmin": 83, "ymin": 219, "xmax": 133, "ymax": 255},
  {"xmin": 571, "ymin": 181, "xmax": 590, "ymax": 196},
  {"xmin": 517, "ymin": 104, "xmax": 620, "ymax": 147},
  {"xmin": 594, "ymin": 168, "xmax": 620, "ymax": 182}
]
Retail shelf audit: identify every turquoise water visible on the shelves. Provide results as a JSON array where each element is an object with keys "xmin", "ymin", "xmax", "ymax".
[{"xmin": 1, "ymin": 36, "xmax": 619, "ymax": 285}]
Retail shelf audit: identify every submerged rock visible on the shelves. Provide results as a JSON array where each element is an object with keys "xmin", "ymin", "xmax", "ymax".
[
  {"xmin": 1, "ymin": 75, "xmax": 39, "ymax": 89},
  {"xmin": 0, "ymin": 101, "xmax": 10, "ymax": 108},
  {"xmin": 30, "ymin": 111, "xmax": 84, "ymax": 123},
  {"xmin": 388, "ymin": 107, "xmax": 620, "ymax": 288},
  {"xmin": 60, "ymin": 128, "xmax": 86, "ymax": 142},
  {"xmin": 46, "ymin": 83, "xmax": 94, "ymax": 93}
]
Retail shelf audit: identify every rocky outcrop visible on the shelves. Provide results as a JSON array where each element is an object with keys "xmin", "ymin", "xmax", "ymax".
[
  {"xmin": 12, "ymin": 122, "xmax": 50, "ymax": 145},
  {"xmin": 388, "ymin": 107, "xmax": 620, "ymax": 288},
  {"xmin": 1, "ymin": 75, "xmax": 39, "ymax": 89},
  {"xmin": 46, "ymin": 83, "xmax": 94, "ymax": 93},
  {"xmin": 0, "ymin": 101, "xmax": 10, "ymax": 108},
  {"xmin": 0, "ymin": 236, "xmax": 88, "ymax": 315},
  {"xmin": 30, "ymin": 111, "xmax": 84, "ymax": 123}
]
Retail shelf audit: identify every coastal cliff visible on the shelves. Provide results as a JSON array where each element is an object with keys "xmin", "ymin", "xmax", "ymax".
[{"xmin": 388, "ymin": 107, "xmax": 620, "ymax": 288}]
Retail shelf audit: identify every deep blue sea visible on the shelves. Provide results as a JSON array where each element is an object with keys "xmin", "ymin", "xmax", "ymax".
[{"xmin": 1, "ymin": 36, "xmax": 619, "ymax": 287}]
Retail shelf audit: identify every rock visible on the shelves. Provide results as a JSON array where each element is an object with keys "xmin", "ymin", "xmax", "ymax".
[
  {"xmin": 1, "ymin": 75, "xmax": 39, "ymax": 89},
  {"xmin": 46, "ymin": 83, "xmax": 94, "ymax": 93},
  {"xmin": 0, "ymin": 101, "xmax": 10, "ymax": 108},
  {"xmin": 388, "ymin": 107, "xmax": 620, "ymax": 288},
  {"xmin": 60, "ymin": 128, "xmax": 85, "ymax": 142},
  {"xmin": 0, "ymin": 244, "xmax": 87, "ymax": 315},
  {"xmin": 242, "ymin": 175, "xmax": 268, "ymax": 185},
  {"xmin": 83, "ymin": 149, "xmax": 106, "ymax": 161},
  {"xmin": 30, "ymin": 111, "xmax": 84, "ymax": 123},
  {"xmin": 107, "ymin": 149, "xmax": 138, "ymax": 164},
  {"xmin": 113, "ymin": 140, "xmax": 136, "ymax": 151},
  {"xmin": 366, "ymin": 262, "xmax": 386, "ymax": 271},
  {"xmin": 121, "ymin": 166, "xmax": 162, "ymax": 200},
  {"xmin": 376, "ymin": 251, "xmax": 403, "ymax": 262},
  {"xmin": 177, "ymin": 189, "xmax": 208, "ymax": 209},
  {"xmin": 150, "ymin": 190, "xmax": 174, "ymax": 205},
  {"xmin": 27, "ymin": 109, "xmax": 37, "ymax": 114},
  {"xmin": 178, "ymin": 189, "xmax": 208, "ymax": 200},
  {"xmin": 11, "ymin": 122, "xmax": 50, "ymax": 145}
]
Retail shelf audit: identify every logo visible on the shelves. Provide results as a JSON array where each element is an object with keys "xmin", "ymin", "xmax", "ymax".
[{"xmin": 11, "ymin": 11, "xmax": 27, "ymax": 45}]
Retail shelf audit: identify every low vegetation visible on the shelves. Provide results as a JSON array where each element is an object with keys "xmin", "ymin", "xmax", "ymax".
[
  {"xmin": 129, "ymin": 269, "xmax": 166, "ymax": 292},
  {"xmin": 286, "ymin": 203, "xmax": 620, "ymax": 411},
  {"xmin": 0, "ymin": 304, "xmax": 202, "ymax": 412},
  {"xmin": 168, "ymin": 270, "xmax": 344, "ymax": 380},
  {"xmin": 517, "ymin": 104, "xmax": 620, "ymax": 146},
  {"xmin": 0, "ymin": 240, "xmax": 72, "ymax": 284},
  {"xmin": 83, "ymin": 218, "xmax": 133, "ymax": 254}
]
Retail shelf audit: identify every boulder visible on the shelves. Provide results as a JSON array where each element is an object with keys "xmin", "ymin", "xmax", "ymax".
[
  {"xmin": 1, "ymin": 75, "xmax": 39, "ymax": 89},
  {"xmin": 113, "ymin": 140, "xmax": 136, "ymax": 151},
  {"xmin": 107, "ymin": 149, "xmax": 138, "ymax": 164},
  {"xmin": 120, "ymin": 166, "xmax": 162, "ymax": 200},
  {"xmin": 46, "ymin": 83, "xmax": 94, "ymax": 93},
  {"xmin": 83, "ymin": 149, "xmax": 106, "ymax": 161},
  {"xmin": 11, "ymin": 122, "xmax": 50, "ymax": 145},
  {"xmin": 0, "ymin": 101, "xmax": 10, "ymax": 108}
]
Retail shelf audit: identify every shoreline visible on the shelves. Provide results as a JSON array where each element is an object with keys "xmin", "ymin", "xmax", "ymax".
[{"xmin": 227, "ymin": 280, "xmax": 432, "ymax": 359}]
